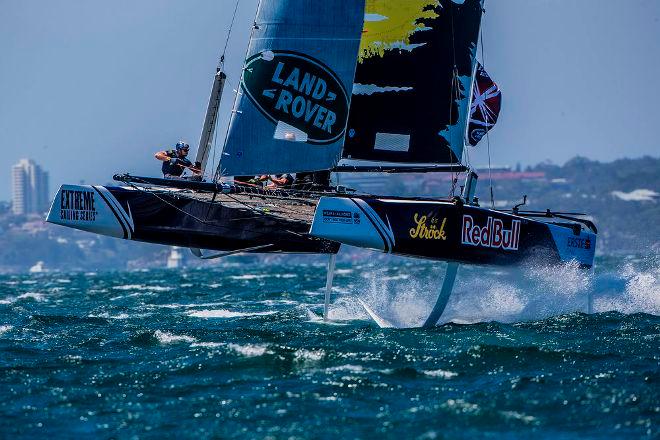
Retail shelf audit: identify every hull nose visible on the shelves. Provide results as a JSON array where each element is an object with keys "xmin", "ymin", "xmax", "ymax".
[{"xmin": 46, "ymin": 184, "xmax": 134, "ymax": 239}]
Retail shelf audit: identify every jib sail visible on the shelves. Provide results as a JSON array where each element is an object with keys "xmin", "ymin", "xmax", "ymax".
[
  {"xmin": 219, "ymin": 0, "xmax": 365, "ymax": 177},
  {"xmin": 341, "ymin": 0, "xmax": 484, "ymax": 165},
  {"xmin": 467, "ymin": 62, "xmax": 501, "ymax": 146}
]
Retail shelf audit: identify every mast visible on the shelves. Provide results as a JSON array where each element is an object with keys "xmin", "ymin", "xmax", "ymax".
[{"xmin": 195, "ymin": 67, "xmax": 226, "ymax": 175}]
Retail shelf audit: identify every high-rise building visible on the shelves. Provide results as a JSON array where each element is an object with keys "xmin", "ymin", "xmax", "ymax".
[{"xmin": 11, "ymin": 159, "xmax": 49, "ymax": 215}]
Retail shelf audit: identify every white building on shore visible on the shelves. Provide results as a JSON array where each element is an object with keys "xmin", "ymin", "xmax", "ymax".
[{"xmin": 12, "ymin": 159, "xmax": 49, "ymax": 215}]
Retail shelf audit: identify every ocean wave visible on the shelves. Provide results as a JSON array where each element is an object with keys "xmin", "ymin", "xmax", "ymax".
[
  {"xmin": 88, "ymin": 312, "xmax": 131, "ymax": 320},
  {"xmin": 423, "ymin": 369, "xmax": 458, "ymax": 379},
  {"xmin": 112, "ymin": 284, "xmax": 173, "ymax": 292},
  {"xmin": 294, "ymin": 349, "xmax": 325, "ymax": 363},
  {"xmin": 335, "ymin": 268, "xmax": 354, "ymax": 275},
  {"xmin": 260, "ymin": 299, "xmax": 297, "ymax": 306},
  {"xmin": 154, "ymin": 330, "xmax": 196, "ymax": 344},
  {"xmin": 227, "ymin": 343, "xmax": 270, "ymax": 357},
  {"xmin": 0, "ymin": 325, "xmax": 13, "ymax": 336},
  {"xmin": 229, "ymin": 274, "xmax": 270, "ymax": 280},
  {"xmin": 326, "ymin": 364, "xmax": 366, "ymax": 374},
  {"xmin": 190, "ymin": 342, "xmax": 223, "ymax": 349},
  {"xmin": 0, "ymin": 292, "xmax": 47, "ymax": 304},
  {"xmin": 185, "ymin": 309, "xmax": 276, "ymax": 319}
]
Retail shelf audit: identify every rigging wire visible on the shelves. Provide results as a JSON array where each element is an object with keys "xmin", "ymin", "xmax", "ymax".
[
  {"xmin": 219, "ymin": 0, "xmax": 241, "ymax": 68},
  {"xmin": 447, "ymin": 2, "xmax": 458, "ymax": 198},
  {"xmin": 215, "ymin": 0, "xmax": 264, "ymax": 183},
  {"xmin": 479, "ymin": 19, "xmax": 496, "ymax": 209},
  {"xmin": 207, "ymin": 0, "xmax": 242, "ymax": 183}
]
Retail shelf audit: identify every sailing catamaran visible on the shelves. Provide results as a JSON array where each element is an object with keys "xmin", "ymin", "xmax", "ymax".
[{"xmin": 46, "ymin": 0, "xmax": 597, "ymax": 327}]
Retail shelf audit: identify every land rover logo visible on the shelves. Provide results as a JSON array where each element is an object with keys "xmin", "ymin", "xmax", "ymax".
[{"xmin": 241, "ymin": 50, "xmax": 350, "ymax": 144}]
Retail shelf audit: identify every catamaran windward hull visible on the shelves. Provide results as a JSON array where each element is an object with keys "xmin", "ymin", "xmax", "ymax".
[
  {"xmin": 310, "ymin": 197, "xmax": 596, "ymax": 268},
  {"xmin": 46, "ymin": 185, "xmax": 339, "ymax": 254}
]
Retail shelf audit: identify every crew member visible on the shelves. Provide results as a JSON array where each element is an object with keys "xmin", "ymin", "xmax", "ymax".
[
  {"xmin": 250, "ymin": 174, "xmax": 293, "ymax": 189},
  {"xmin": 155, "ymin": 142, "xmax": 198, "ymax": 178},
  {"xmin": 263, "ymin": 174, "xmax": 294, "ymax": 189}
]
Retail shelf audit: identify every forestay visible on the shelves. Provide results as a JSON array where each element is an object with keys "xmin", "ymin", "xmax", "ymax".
[
  {"xmin": 341, "ymin": 0, "xmax": 484, "ymax": 165},
  {"xmin": 220, "ymin": 0, "xmax": 365, "ymax": 177}
]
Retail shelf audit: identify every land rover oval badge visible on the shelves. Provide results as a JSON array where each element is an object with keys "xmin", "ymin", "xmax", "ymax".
[{"xmin": 241, "ymin": 50, "xmax": 350, "ymax": 145}]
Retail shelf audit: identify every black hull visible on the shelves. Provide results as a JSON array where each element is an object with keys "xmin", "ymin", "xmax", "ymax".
[
  {"xmin": 47, "ymin": 184, "xmax": 338, "ymax": 255},
  {"xmin": 311, "ymin": 196, "xmax": 597, "ymax": 268}
]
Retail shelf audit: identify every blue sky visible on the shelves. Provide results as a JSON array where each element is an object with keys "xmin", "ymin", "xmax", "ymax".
[{"xmin": 1, "ymin": 0, "xmax": 658, "ymax": 201}]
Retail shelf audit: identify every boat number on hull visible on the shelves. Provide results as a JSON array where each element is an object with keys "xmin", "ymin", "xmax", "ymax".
[
  {"xmin": 242, "ymin": 50, "xmax": 350, "ymax": 144},
  {"xmin": 462, "ymin": 215, "xmax": 520, "ymax": 251},
  {"xmin": 60, "ymin": 189, "xmax": 97, "ymax": 222},
  {"xmin": 567, "ymin": 237, "xmax": 591, "ymax": 249}
]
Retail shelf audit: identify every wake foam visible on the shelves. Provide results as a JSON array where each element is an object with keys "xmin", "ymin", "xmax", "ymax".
[
  {"xmin": 347, "ymin": 255, "xmax": 660, "ymax": 327},
  {"xmin": 595, "ymin": 255, "xmax": 660, "ymax": 315}
]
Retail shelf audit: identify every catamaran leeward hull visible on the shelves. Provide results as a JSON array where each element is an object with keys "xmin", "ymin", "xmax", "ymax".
[
  {"xmin": 310, "ymin": 196, "xmax": 597, "ymax": 268},
  {"xmin": 46, "ymin": 184, "xmax": 339, "ymax": 255}
]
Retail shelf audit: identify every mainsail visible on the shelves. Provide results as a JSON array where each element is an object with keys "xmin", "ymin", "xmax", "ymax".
[
  {"xmin": 467, "ymin": 62, "xmax": 501, "ymax": 146},
  {"xmin": 341, "ymin": 0, "xmax": 484, "ymax": 165},
  {"xmin": 220, "ymin": 0, "xmax": 365, "ymax": 177}
]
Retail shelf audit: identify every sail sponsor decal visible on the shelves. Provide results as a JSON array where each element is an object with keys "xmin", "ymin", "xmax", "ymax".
[
  {"xmin": 241, "ymin": 50, "xmax": 350, "ymax": 144},
  {"xmin": 322, "ymin": 209, "xmax": 360, "ymax": 225},
  {"xmin": 342, "ymin": 0, "xmax": 484, "ymax": 164},
  {"xmin": 409, "ymin": 213, "xmax": 447, "ymax": 240},
  {"xmin": 462, "ymin": 215, "xmax": 520, "ymax": 251},
  {"xmin": 60, "ymin": 189, "xmax": 97, "ymax": 222}
]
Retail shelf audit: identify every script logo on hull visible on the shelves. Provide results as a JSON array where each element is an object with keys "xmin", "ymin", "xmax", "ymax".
[
  {"xmin": 462, "ymin": 215, "xmax": 521, "ymax": 251},
  {"xmin": 242, "ymin": 50, "xmax": 350, "ymax": 145},
  {"xmin": 409, "ymin": 213, "xmax": 447, "ymax": 241}
]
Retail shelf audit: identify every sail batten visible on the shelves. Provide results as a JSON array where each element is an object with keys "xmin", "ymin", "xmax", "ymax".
[{"xmin": 219, "ymin": 0, "xmax": 365, "ymax": 177}]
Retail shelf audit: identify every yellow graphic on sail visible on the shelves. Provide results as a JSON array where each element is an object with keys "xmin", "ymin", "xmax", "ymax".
[{"xmin": 359, "ymin": 0, "xmax": 439, "ymax": 62}]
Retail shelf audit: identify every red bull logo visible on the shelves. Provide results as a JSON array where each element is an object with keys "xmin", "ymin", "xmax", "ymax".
[{"xmin": 461, "ymin": 215, "xmax": 520, "ymax": 251}]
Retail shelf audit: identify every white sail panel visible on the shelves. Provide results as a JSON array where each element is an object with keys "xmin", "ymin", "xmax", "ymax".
[{"xmin": 220, "ymin": 0, "xmax": 365, "ymax": 177}]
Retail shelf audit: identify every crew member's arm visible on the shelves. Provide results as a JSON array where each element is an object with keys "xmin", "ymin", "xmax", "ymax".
[
  {"xmin": 155, "ymin": 151, "xmax": 171, "ymax": 161},
  {"xmin": 269, "ymin": 176, "xmax": 288, "ymax": 186},
  {"xmin": 267, "ymin": 174, "xmax": 293, "ymax": 188}
]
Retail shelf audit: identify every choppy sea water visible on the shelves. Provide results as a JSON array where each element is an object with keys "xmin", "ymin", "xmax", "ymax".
[{"xmin": 1, "ymin": 253, "xmax": 658, "ymax": 439}]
